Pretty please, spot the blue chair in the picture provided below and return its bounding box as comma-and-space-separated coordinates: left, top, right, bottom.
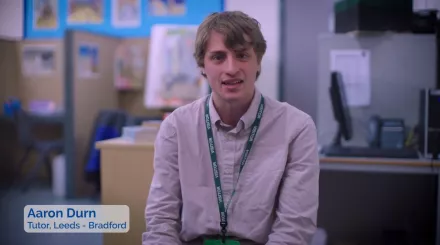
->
84, 110, 127, 191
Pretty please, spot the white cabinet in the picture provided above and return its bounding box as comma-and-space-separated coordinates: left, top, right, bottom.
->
413, 0, 440, 11
0, 0, 23, 40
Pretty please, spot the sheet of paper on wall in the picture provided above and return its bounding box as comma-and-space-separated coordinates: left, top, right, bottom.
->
77, 43, 99, 78
22, 44, 56, 76
111, 0, 141, 28
330, 49, 371, 107
144, 24, 209, 109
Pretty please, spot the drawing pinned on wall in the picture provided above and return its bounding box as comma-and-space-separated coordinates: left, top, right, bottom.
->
114, 44, 146, 90
112, 0, 141, 27
33, 0, 58, 29
148, 0, 186, 16
77, 43, 99, 78
21, 45, 56, 76
145, 24, 209, 108
68, 0, 103, 24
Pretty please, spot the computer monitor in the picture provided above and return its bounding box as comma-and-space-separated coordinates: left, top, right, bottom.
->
329, 71, 353, 146
321, 72, 419, 159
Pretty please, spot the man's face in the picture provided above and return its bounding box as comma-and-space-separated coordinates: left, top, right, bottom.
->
202, 31, 260, 103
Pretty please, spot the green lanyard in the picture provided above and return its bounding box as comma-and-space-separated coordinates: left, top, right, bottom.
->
204, 94, 265, 242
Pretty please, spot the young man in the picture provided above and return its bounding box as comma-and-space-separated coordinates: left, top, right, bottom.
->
143, 11, 320, 245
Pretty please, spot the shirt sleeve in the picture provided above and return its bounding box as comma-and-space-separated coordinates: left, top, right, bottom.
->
142, 115, 182, 245
267, 116, 320, 245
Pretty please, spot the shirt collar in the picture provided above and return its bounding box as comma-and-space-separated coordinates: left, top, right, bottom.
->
208, 89, 262, 131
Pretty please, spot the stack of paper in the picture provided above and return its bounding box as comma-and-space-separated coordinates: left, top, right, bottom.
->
122, 126, 159, 143
142, 120, 162, 129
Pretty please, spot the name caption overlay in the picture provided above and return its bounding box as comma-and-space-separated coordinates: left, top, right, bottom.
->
24, 205, 129, 233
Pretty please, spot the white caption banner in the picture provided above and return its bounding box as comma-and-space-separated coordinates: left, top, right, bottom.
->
24, 205, 130, 233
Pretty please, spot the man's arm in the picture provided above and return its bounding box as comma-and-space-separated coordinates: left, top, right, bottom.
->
143, 115, 182, 245
267, 116, 320, 245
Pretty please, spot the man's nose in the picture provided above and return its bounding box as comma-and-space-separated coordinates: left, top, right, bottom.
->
225, 56, 239, 75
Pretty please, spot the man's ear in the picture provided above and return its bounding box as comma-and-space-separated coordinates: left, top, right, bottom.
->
256, 64, 261, 80
200, 68, 206, 78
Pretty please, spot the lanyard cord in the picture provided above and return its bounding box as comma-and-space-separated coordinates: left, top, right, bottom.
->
204, 94, 265, 242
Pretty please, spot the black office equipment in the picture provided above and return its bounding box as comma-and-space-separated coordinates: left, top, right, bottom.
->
334, 0, 413, 33
437, 17, 440, 89
367, 115, 406, 149
419, 89, 440, 159
412, 9, 438, 34
328, 71, 353, 146
321, 71, 419, 159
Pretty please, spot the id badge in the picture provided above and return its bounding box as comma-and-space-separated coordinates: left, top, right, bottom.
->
203, 238, 240, 245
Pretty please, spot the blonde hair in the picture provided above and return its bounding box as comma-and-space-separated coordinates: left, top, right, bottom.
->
194, 11, 267, 78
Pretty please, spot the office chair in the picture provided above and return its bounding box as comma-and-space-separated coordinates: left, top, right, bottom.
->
84, 110, 128, 191
13, 110, 64, 192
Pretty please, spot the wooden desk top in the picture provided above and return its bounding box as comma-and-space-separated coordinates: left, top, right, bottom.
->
96, 137, 154, 150
320, 156, 440, 167
95, 138, 440, 168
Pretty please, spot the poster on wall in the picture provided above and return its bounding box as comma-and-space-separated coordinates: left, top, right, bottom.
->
77, 43, 99, 78
114, 44, 146, 90
33, 0, 59, 29
67, 0, 103, 24
148, 0, 186, 16
111, 0, 141, 27
22, 45, 56, 76
144, 25, 208, 109
330, 49, 371, 107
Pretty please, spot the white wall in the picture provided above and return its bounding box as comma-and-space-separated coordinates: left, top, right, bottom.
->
413, 0, 440, 11
225, 0, 280, 100
0, 0, 23, 40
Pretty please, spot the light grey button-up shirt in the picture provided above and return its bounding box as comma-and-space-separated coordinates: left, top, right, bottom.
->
143, 89, 320, 245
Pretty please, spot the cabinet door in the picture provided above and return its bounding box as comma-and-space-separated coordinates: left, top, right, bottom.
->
413, 0, 440, 11
0, 0, 23, 40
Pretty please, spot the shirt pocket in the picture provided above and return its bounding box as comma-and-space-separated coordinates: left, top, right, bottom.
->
245, 145, 288, 174
239, 146, 287, 210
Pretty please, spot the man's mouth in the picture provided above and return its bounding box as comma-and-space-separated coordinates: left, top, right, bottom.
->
221, 80, 244, 85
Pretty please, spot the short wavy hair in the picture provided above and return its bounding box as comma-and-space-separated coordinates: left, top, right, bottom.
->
194, 11, 267, 78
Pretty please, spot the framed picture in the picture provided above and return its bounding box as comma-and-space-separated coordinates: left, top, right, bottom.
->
112, 0, 141, 28
68, 0, 103, 24
33, 0, 58, 30
22, 44, 56, 76
148, 0, 186, 16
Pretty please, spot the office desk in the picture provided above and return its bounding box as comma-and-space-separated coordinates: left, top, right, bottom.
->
96, 138, 154, 245
321, 157, 440, 175
96, 139, 440, 245
321, 157, 440, 245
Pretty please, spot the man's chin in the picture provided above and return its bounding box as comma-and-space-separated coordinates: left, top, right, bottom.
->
221, 93, 245, 103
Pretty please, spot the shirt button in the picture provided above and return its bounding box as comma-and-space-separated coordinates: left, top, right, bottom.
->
224, 168, 233, 175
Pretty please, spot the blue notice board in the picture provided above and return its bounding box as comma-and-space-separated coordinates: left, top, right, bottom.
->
25, 0, 224, 39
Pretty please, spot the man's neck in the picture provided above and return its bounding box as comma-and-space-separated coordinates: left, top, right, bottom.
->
212, 89, 255, 127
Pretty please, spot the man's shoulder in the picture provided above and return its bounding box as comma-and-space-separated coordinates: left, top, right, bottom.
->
163, 96, 206, 126
263, 96, 317, 145
265, 96, 313, 126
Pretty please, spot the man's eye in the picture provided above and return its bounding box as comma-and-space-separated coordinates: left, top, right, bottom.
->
211, 54, 224, 60
236, 53, 249, 59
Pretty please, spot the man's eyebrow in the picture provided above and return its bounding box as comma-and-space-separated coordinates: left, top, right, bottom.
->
232, 45, 252, 52
207, 50, 226, 54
